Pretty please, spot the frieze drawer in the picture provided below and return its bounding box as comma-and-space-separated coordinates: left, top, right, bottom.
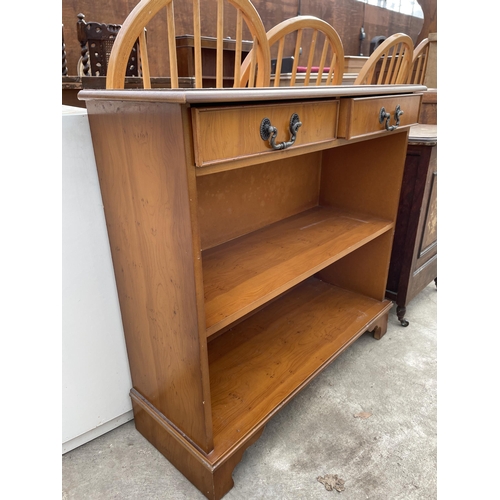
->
192, 99, 338, 167
337, 94, 422, 140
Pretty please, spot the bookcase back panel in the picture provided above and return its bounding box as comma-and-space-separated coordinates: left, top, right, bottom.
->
197, 153, 322, 250
319, 132, 408, 222
316, 231, 395, 301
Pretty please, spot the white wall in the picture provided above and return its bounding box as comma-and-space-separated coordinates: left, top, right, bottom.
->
62, 105, 133, 454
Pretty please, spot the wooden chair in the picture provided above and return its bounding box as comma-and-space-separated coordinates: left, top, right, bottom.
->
354, 33, 413, 85
240, 15, 345, 87
106, 0, 271, 90
77, 13, 141, 77
406, 37, 429, 84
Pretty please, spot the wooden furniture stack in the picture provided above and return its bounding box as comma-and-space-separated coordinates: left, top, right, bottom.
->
81, 82, 424, 498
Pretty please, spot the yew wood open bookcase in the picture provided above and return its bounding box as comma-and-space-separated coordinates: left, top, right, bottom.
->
80, 84, 425, 499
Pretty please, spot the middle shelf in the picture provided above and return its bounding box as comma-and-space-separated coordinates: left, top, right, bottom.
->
202, 205, 393, 336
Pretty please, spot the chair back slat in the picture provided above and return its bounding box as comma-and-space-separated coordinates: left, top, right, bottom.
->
414, 57, 424, 83
325, 53, 336, 85
381, 49, 395, 83
216, 0, 224, 88
247, 36, 257, 87
138, 30, 151, 88
233, 10, 243, 87
273, 38, 285, 87
289, 29, 303, 87
303, 30, 318, 86
395, 44, 407, 80
316, 38, 329, 85
192, 0, 203, 88
165, 1, 178, 88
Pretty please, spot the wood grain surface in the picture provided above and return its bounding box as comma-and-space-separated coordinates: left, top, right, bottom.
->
85, 99, 214, 452
191, 99, 338, 167
203, 206, 393, 336
81, 86, 422, 499
208, 277, 392, 453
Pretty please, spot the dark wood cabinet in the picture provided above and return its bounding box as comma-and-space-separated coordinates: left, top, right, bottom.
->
386, 123, 437, 326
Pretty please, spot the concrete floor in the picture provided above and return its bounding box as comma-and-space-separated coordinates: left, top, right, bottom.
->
62, 282, 437, 500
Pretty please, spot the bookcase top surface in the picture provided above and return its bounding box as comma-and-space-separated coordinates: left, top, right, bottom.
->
79, 84, 427, 105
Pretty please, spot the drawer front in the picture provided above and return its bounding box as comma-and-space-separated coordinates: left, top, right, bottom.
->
337, 94, 422, 140
192, 99, 338, 167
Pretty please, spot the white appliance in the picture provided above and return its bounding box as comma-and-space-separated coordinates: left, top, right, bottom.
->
62, 105, 133, 453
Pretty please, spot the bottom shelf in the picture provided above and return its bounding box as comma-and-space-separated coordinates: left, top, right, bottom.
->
208, 276, 391, 458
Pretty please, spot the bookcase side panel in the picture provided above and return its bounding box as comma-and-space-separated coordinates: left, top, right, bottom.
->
86, 100, 213, 452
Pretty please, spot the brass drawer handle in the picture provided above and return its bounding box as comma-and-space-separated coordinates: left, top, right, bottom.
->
379, 105, 404, 131
260, 113, 302, 150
